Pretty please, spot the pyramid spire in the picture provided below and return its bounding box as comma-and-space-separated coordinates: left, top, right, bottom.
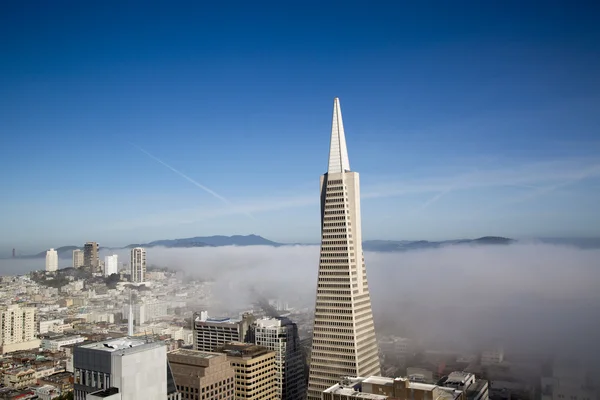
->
327, 97, 351, 173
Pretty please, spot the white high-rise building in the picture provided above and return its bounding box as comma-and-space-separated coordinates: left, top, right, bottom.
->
130, 247, 146, 283
253, 317, 306, 400
46, 248, 58, 272
0, 304, 40, 354
104, 255, 118, 277
306, 98, 381, 399
73, 249, 84, 269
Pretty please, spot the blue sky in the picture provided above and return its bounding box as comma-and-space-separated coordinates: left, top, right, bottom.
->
1, 1, 600, 253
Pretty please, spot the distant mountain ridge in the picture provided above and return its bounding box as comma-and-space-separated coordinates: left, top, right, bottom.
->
9, 235, 600, 259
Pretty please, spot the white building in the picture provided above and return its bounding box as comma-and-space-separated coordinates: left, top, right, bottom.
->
104, 255, 118, 277
0, 304, 40, 354
36, 384, 61, 400
39, 318, 65, 334
74, 337, 167, 400
130, 247, 146, 283
41, 334, 86, 352
46, 248, 58, 272
73, 249, 84, 269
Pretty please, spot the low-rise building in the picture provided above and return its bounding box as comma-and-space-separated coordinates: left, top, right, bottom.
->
2, 367, 36, 389
41, 334, 86, 352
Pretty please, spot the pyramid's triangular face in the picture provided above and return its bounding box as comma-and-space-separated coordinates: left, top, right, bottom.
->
327, 98, 351, 174
307, 98, 381, 400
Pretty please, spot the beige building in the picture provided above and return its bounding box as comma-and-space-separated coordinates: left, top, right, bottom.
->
307, 98, 381, 399
73, 249, 84, 269
218, 342, 277, 400
168, 349, 235, 400
0, 304, 40, 354
2, 367, 36, 389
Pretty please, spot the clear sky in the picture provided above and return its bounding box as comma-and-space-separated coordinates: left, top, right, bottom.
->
1, 1, 600, 254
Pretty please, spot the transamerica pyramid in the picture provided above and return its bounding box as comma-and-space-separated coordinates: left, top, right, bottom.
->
306, 98, 381, 399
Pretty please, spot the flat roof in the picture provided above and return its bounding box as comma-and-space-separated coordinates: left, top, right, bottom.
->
169, 349, 220, 359
408, 382, 437, 391
363, 376, 394, 386
80, 337, 159, 353
218, 342, 271, 358
324, 387, 387, 399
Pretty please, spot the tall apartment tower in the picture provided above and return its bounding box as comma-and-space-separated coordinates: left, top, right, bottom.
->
130, 247, 146, 283
73, 249, 84, 269
104, 254, 118, 276
83, 242, 99, 271
0, 304, 40, 354
45, 248, 58, 272
253, 317, 306, 400
306, 98, 381, 399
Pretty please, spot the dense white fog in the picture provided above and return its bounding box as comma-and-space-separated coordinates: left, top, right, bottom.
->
2, 243, 599, 364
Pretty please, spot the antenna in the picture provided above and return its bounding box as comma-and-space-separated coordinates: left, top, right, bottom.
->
128, 289, 134, 337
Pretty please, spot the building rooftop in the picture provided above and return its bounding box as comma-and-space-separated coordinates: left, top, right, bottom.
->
169, 349, 219, 359
79, 337, 163, 354
363, 376, 394, 386
218, 342, 271, 358
323, 377, 387, 399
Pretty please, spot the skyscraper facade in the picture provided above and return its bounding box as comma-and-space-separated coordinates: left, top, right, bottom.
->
253, 317, 306, 400
104, 254, 118, 276
45, 248, 58, 272
130, 247, 147, 283
73, 249, 84, 269
83, 242, 99, 271
306, 98, 381, 399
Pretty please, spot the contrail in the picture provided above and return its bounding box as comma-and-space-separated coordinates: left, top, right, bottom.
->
131, 143, 256, 220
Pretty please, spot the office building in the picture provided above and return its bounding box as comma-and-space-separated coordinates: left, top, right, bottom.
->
168, 349, 235, 400
46, 248, 58, 272
193, 311, 255, 352
218, 342, 277, 400
104, 255, 118, 277
307, 98, 381, 399
130, 247, 146, 283
0, 304, 40, 354
253, 317, 306, 400
84, 242, 99, 272
73, 337, 167, 400
73, 249, 84, 269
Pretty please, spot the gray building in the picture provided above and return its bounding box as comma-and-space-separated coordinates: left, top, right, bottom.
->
73, 337, 167, 400
83, 242, 99, 272
193, 312, 254, 352
252, 317, 306, 400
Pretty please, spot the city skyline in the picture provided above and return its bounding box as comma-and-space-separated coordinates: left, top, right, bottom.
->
2, 3, 600, 251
